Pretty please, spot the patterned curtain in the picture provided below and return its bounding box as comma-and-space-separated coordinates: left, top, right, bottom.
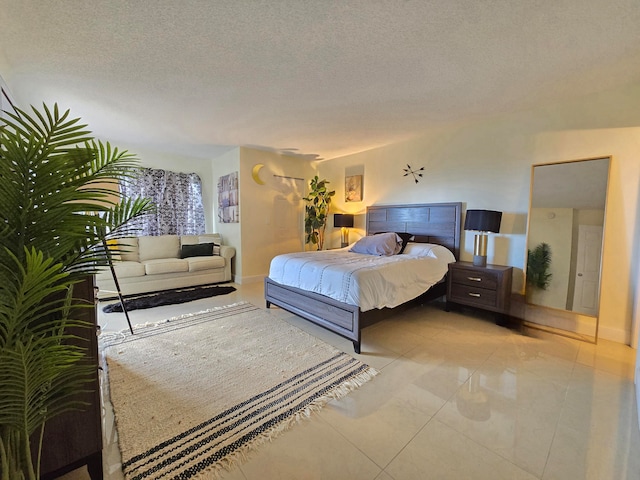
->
121, 168, 206, 236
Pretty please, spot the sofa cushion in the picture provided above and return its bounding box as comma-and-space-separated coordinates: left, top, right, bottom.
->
181, 242, 216, 258
143, 258, 189, 275
106, 239, 121, 261
115, 237, 140, 262
110, 261, 146, 279
138, 235, 180, 261
186, 256, 225, 272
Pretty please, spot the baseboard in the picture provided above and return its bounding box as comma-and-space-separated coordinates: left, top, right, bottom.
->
234, 274, 265, 285
597, 324, 630, 344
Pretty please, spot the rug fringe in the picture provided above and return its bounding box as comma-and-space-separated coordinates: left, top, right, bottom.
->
157, 301, 252, 323
196, 365, 379, 479
98, 301, 253, 345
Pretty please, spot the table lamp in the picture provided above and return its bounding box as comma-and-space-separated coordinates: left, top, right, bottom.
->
334, 214, 354, 248
464, 209, 502, 267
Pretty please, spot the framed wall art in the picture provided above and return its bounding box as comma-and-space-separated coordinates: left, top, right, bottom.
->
345, 174, 363, 202
217, 171, 239, 223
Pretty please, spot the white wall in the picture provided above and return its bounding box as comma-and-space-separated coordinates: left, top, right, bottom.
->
318, 85, 640, 344
0, 57, 8, 79
211, 148, 241, 280
207, 147, 315, 284
237, 147, 315, 283
635, 257, 640, 427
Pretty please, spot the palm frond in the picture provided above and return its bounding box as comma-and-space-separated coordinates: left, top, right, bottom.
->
0, 105, 153, 275
0, 248, 94, 480
1, 104, 92, 150
0, 248, 82, 341
0, 103, 155, 478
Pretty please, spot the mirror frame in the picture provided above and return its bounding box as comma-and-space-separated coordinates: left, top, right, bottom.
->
524, 156, 611, 342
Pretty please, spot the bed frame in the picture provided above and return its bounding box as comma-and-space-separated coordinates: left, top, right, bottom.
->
265, 202, 462, 353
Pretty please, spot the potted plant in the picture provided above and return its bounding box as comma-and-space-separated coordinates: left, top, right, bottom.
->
526, 242, 553, 290
303, 176, 335, 250
0, 103, 151, 479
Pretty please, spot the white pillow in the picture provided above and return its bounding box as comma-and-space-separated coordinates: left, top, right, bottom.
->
350, 232, 402, 256
403, 243, 456, 262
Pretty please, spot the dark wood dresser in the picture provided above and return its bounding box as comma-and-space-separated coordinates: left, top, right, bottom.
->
446, 261, 513, 323
37, 276, 103, 480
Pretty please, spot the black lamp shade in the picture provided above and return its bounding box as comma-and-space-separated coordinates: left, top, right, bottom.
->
464, 210, 502, 233
334, 214, 354, 228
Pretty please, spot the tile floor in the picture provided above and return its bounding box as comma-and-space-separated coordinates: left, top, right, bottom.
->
61, 282, 640, 480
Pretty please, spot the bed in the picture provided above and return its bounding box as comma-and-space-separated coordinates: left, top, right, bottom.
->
265, 202, 462, 353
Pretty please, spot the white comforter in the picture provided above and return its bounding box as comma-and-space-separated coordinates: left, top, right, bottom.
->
268, 246, 454, 311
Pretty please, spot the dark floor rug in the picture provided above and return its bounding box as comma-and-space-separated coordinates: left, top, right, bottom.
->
102, 285, 236, 313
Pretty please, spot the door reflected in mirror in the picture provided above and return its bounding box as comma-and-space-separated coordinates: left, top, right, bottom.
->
525, 157, 610, 340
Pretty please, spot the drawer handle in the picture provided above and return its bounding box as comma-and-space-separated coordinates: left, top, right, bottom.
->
468, 293, 481, 297
467, 277, 482, 282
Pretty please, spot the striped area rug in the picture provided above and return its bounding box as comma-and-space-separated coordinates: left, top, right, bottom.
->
101, 302, 378, 479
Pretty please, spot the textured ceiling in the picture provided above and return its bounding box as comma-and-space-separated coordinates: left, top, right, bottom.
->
1, 1, 639, 161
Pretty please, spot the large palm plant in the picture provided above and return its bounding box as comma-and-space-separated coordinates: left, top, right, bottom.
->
0, 104, 151, 479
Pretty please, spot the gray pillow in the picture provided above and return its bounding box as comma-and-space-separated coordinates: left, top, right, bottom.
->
349, 232, 402, 256
375, 231, 414, 254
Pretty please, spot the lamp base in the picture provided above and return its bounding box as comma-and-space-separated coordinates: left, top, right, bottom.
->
341, 227, 350, 248
473, 233, 488, 267
472, 254, 487, 267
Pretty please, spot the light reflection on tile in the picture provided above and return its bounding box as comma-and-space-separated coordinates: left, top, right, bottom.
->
238, 419, 381, 480
434, 366, 567, 477
319, 353, 461, 467
543, 421, 640, 479
386, 419, 539, 480
487, 339, 576, 388
576, 338, 636, 379
59, 282, 639, 480
559, 364, 638, 435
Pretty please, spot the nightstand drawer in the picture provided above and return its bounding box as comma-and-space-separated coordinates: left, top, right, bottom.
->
446, 261, 513, 318
449, 284, 497, 308
450, 268, 498, 290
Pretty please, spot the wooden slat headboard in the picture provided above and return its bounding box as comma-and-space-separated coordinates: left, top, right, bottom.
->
366, 202, 462, 260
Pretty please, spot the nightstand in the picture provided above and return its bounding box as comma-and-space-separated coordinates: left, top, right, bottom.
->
446, 261, 513, 324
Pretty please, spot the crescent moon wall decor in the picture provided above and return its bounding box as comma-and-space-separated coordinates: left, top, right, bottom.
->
251, 163, 265, 185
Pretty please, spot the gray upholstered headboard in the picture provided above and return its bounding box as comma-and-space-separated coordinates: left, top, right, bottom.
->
366, 202, 462, 260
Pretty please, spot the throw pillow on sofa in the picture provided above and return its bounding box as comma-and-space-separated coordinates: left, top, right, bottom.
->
180, 242, 219, 258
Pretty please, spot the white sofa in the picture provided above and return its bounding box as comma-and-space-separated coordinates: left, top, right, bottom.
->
96, 234, 235, 298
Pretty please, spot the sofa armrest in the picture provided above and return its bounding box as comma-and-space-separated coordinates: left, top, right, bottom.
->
220, 245, 235, 260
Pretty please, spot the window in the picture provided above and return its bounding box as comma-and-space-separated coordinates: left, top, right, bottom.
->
121, 168, 206, 236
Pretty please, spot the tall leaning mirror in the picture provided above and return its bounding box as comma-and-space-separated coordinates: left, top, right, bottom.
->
524, 156, 611, 342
